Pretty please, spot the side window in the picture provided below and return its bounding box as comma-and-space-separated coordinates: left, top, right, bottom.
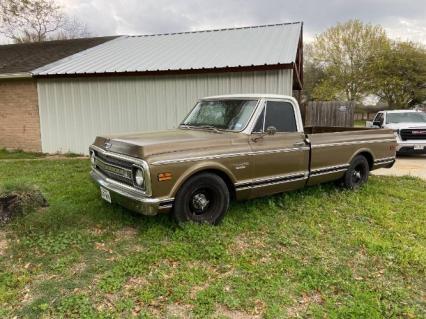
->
252, 107, 265, 133
374, 113, 384, 125
264, 101, 297, 133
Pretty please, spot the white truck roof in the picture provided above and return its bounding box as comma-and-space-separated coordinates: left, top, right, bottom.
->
202, 94, 295, 100
382, 110, 423, 113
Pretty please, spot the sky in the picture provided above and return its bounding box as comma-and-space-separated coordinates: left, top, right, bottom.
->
53, 0, 426, 44
0, 0, 425, 44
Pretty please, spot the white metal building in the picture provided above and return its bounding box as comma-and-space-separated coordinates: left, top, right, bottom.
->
33, 22, 304, 154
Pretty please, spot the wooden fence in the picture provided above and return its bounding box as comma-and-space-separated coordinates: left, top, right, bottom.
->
303, 101, 354, 127
354, 112, 377, 121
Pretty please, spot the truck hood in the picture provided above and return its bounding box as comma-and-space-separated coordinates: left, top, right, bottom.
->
385, 123, 426, 130
93, 129, 242, 159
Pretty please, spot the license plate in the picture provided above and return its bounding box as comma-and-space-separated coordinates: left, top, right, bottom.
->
414, 145, 425, 150
100, 187, 111, 203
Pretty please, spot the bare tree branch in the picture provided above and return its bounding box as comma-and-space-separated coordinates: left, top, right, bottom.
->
0, 0, 90, 43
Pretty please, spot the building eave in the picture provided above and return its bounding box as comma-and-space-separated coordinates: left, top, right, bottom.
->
0, 72, 32, 79
33, 64, 295, 79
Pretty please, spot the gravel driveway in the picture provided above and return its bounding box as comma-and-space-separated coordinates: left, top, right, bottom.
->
373, 155, 426, 180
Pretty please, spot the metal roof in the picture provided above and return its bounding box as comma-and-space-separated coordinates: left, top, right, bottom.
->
34, 22, 302, 76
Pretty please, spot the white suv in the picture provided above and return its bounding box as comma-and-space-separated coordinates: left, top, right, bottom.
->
367, 110, 426, 154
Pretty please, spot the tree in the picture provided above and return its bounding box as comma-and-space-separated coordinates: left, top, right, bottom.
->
0, 0, 89, 43
303, 43, 327, 101
367, 41, 426, 108
310, 19, 389, 102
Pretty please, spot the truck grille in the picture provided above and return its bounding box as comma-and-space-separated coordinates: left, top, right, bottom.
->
400, 128, 426, 141
93, 151, 134, 186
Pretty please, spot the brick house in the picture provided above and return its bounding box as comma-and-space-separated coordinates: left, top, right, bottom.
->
0, 37, 116, 152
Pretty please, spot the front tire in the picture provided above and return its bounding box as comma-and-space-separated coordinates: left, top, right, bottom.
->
342, 155, 369, 189
173, 173, 230, 225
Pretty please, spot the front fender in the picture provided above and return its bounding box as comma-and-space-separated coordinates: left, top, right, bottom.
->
169, 161, 237, 198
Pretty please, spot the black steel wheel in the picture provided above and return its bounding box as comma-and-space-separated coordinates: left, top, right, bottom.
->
343, 155, 369, 189
173, 173, 230, 225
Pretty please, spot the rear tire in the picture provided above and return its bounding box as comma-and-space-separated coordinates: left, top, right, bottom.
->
342, 155, 369, 189
173, 173, 230, 225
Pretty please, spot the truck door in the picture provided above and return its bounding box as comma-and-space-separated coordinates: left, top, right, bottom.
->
245, 99, 310, 198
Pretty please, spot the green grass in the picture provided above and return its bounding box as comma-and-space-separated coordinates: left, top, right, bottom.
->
0, 148, 46, 160
354, 120, 367, 127
0, 159, 425, 318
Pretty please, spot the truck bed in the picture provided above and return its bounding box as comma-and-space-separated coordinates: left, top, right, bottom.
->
304, 126, 396, 185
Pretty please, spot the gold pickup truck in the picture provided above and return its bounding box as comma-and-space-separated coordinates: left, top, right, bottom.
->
89, 94, 396, 224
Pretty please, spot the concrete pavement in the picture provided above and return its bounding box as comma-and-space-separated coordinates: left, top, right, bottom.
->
373, 155, 426, 180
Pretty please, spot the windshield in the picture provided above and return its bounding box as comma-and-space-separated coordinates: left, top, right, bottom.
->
181, 99, 258, 131
386, 112, 426, 124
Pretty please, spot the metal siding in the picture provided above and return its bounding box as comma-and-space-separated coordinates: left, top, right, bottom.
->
37, 69, 293, 154
34, 23, 301, 75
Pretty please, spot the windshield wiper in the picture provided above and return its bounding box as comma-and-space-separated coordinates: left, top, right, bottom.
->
194, 125, 222, 133
179, 124, 222, 133
179, 124, 195, 129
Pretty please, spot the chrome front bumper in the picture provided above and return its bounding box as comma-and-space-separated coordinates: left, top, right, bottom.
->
91, 169, 173, 216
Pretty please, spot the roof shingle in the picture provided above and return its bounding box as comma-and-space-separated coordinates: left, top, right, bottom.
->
0, 36, 117, 75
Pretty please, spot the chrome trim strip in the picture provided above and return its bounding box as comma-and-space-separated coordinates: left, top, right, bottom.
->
235, 171, 307, 188
310, 164, 350, 174
374, 156, 396, 163
374, 160, 394, 166
310, 168, 347, 177
312, 139, 396, 149
151, 147, 309, 165
90, 144, 152, 196
249, 147, 310, 155
237, 177, 307, 191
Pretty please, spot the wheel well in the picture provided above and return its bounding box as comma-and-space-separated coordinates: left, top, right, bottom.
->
191, 169, 236, 200
358, 152, 374, 170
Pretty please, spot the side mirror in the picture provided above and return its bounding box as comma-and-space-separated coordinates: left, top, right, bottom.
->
252, 126, 277, 142
266, 126, 277, 135
373, 121, 382, 128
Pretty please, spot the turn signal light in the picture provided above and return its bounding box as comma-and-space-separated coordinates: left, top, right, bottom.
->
158, 172, 172, 181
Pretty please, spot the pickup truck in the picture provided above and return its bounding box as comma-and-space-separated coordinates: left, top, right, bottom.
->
90, 94, 396, 224
367, 110, 426, 154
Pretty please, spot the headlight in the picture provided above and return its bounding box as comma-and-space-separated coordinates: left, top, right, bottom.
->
90, 151, 96, 165
134, 168, 145, 187
393, 130, 399, 138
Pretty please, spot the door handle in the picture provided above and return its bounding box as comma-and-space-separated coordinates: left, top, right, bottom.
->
294, 142, 306, 147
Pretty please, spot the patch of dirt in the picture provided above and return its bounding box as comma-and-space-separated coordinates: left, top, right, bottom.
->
0, 231, 7, 256
228, 234, 267, 254
165, 303, 193, 318
190, 282, 210, 299
90, 226, 104, 236
95, 242, 113, 254
115, 226, 138, 240
287, 291, 324, 318
123, 276, 149, 293
0, 188, 48, 225
215, 304, 262, 319
70, 262, 87, 275
20, 285, 33, 305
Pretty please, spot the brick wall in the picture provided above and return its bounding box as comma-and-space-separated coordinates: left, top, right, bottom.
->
0, 79, 41, 152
